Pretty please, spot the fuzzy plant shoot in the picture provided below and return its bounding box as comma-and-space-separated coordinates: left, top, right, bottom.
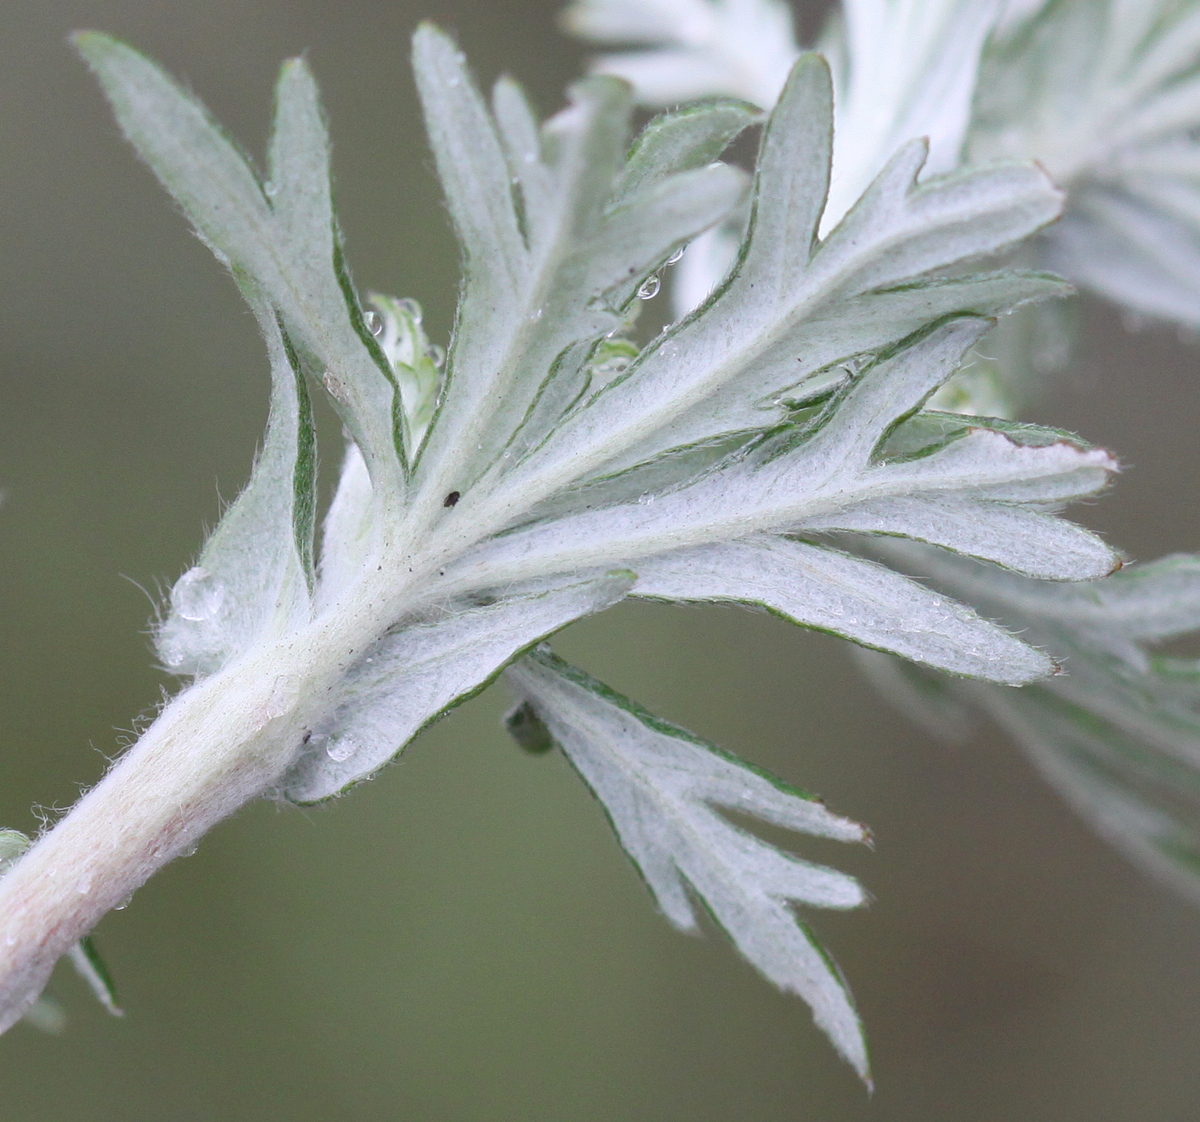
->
2, 0, 1200, 1092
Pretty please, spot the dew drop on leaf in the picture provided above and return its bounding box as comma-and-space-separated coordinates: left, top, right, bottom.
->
325, 737, 358, 763
666, 247, 685, 265
638, 275, 661, 300
363, 310, 383, 336
158, 637, 186, 670
171, 567, 225, 623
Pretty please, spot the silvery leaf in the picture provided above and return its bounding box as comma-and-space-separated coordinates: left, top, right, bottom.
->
410, 25, 747, 497
281, 572, 633, 803
515, 53, 1066, 485
868, 545, 1200, 906
563, 0, 801, 109
455, 320, 1117, 657
505, 645, 871, 1081
633, 535, 1053, 682
73, 35, 403, 491
156, 294, 315, 677
972, 0, 1200, 328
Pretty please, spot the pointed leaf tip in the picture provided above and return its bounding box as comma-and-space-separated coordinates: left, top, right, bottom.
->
70, 937, 123, 1019
69, 28, 116, 56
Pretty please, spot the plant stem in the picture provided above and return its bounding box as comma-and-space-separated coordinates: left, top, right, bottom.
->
0, 477, 570, 1028
0, 635, 330, 1030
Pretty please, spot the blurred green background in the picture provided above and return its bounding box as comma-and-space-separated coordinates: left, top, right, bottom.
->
0, 1, 1198, 1118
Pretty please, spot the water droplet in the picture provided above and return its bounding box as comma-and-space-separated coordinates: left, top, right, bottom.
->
666, 247, 685, 265
397, 298, 423, 323
263, 676, 296, 721
528, 307, 544, 322
637, 275, 661, 300
114, 893, 134, 911
323, 372, 348, 402
171, 567, 225, 623
364, 310, 383, 336
325, 737, 358, 763
75, 877, 91, 895
158, 638, 187, 669
264, 182, 279, 198
428, 344, 446, 367
182, 844, 198, 858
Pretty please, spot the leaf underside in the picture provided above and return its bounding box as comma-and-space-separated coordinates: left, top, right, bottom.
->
506, 646, 871, 1081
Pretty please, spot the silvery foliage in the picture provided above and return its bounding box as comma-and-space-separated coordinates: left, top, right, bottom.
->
973, 0, 1200, 329
560, 0, 801, 108
506, 647, 872, 1080
71, 11, 1128, 1081
575, 0, 1200, 378
566, 0, 1200, 927
858, 544, 1200, 908
568, 0, 1009, 317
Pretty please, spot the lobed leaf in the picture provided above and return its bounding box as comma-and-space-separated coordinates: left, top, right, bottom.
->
265, 60, 405, 476
801, 495, 1118, 582
570, 0, 1009, 231
74, 34, 403, 496
822, 0, 1004, 226
613, 99, 760, 201
512, 53, 1065, 489
454, 321, 1117, 644
410, 25, 747, 500
505, 645, 871, 1081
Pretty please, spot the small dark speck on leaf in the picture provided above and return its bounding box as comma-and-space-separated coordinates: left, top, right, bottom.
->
444, 490, 461, 507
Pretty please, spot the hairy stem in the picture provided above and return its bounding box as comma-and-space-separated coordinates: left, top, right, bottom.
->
0, 602, 379, 1029
0, 482, 579, 1026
